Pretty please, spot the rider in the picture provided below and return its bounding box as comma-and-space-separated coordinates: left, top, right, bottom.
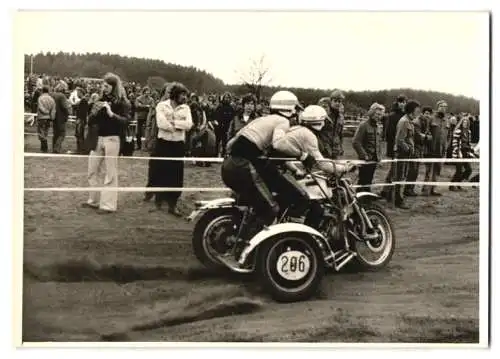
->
221, 90, 310, 239
272, 105, 355, 228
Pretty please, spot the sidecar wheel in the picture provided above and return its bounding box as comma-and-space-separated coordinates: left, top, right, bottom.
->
256, 234, 325, 303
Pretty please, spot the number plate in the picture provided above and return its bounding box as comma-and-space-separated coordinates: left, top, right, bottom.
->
276, 250, 310, 281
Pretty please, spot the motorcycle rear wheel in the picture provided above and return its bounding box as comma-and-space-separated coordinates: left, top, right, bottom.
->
192, 209, 241, 271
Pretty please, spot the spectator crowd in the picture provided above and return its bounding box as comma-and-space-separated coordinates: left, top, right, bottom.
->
24, 72, 480, 213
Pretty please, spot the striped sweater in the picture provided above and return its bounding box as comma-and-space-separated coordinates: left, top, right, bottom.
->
451, 119, 472, 159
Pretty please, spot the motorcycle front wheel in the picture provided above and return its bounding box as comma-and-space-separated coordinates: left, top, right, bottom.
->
256, 234, 325, 303
352, 203, 396, 270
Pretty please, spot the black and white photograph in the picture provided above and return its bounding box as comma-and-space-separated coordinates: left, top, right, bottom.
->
10, 6, 491, 349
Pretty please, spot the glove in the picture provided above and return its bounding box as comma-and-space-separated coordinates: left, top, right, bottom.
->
299, 152, 317, 171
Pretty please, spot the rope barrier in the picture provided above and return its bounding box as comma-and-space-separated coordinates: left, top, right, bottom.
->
24, 113, 138, 125
24, 182, 479, 192
23, 112, 360, 129
24, 187, 230, 192
23, 152, 480, 164
24, 152, 225, 163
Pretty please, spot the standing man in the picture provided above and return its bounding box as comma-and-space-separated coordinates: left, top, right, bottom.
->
423, 100, 450, 196
381, 95, 406, 201
316, 89, 345, 159
393, 100, 420, 209
214, 92, 236, 157
36, 85, 56, 153
404, 106, 433, 196
51, 83, 72, 154
74, 90, 90, 154
69, 86, 82, 114
352, 103, 385, 192
134, 87, 155, 150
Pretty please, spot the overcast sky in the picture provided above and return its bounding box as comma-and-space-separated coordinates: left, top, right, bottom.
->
15, 10, 488, 98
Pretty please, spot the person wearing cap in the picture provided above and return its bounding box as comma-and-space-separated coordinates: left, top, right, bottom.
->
422, 99, 450, 196
316, 89, 345, 160
352, 103, 385, 193
393, 100, 421, 209
317, 97, 330, 112
380, 94, 406, 201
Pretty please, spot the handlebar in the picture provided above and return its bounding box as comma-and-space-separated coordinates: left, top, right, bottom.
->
256, 156, 359, 176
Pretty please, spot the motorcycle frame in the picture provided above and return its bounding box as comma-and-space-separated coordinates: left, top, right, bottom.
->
188, 159, 382, 273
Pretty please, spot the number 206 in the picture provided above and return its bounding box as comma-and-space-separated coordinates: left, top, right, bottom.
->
281, 255, 306, 273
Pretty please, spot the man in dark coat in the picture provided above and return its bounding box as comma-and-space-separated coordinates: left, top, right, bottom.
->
381, 94, 406, 200
214, 92, 236, 156
51, 83, 72, 153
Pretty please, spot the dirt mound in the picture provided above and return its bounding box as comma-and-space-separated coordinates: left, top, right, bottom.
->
100, 286, 264, 341
24, 258, 190, 283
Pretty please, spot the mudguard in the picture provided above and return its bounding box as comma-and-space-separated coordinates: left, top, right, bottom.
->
195, 197, 236, 209
187, 197, 236, 222
237, 222, 328, 266
355, 191, 381, 202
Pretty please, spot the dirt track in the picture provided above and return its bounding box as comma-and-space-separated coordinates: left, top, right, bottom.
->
22, 134, 480, 342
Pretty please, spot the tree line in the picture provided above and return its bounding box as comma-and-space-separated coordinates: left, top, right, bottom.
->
25, 52, 480, 114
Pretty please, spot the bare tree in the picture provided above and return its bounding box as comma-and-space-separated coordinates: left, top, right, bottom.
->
235, 54, 272, 101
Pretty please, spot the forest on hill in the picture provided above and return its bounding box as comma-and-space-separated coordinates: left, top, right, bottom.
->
25, 52, 480, 114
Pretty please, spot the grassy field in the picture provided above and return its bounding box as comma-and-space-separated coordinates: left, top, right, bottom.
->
22, 127, 480, 343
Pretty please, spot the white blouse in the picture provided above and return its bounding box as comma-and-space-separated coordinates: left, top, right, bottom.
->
156, 99, 193, 142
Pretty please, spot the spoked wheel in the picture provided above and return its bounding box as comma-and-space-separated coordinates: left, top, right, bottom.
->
192, 210, 241, 271
353, 203, 395, 270
256, 234, 325, 303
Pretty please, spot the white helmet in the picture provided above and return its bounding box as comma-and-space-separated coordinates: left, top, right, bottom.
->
300, 105, 328, 130
269, 90, 299, 117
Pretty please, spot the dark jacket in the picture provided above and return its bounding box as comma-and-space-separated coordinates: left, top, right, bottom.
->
394, 114, 415, 158
352, 118, 381, 161
384, 102, 404, 158
215, 102, 236, 131
51, 91, 71, 124
429, 112, 450, 158
227, 111, 257, 140
76, 98, 90, 122
134, 94, 154, 120
412, 116, 433, 157
317, 109, 344, 159
85, 94, 131, 152
470, 117, 479, 143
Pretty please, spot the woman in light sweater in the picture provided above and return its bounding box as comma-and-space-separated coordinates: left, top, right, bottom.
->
151, 82, 193, 216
